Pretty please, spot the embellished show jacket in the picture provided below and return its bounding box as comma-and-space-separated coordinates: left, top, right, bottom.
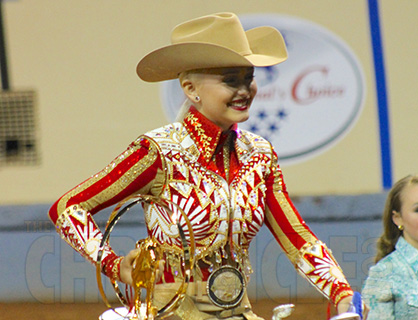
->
48, 107, 353, 306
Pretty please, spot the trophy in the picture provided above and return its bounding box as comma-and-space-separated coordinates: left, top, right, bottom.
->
271, 304, 295, 320
96, 194, 195, 320
270, 303, 361, 320
270, 293, 363, 320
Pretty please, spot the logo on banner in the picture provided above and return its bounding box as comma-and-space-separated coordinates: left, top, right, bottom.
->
160, 14, 365, 165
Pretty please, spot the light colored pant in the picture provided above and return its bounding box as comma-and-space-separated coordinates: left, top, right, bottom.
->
99, 281, 265, 320
152, 281, 264, 320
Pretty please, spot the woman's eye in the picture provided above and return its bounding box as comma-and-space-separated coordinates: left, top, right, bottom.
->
223, 77, 238, 85
223, 75, 254, 87
245, 75, 255, 84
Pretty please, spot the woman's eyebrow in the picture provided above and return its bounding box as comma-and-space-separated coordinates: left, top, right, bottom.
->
221, 70, 239, 76
222, 70, 253, 77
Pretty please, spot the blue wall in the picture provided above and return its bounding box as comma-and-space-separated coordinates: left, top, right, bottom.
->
0, 193, 386, 304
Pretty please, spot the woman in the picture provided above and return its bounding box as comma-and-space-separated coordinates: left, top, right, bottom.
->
362, 174, 418, 319
49, 12, 358, 319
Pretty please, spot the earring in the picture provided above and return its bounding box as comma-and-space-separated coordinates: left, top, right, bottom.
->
195, 96, 200, 102
398, 225, 404, 231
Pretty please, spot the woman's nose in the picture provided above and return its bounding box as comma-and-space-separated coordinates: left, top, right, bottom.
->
237, 82, 250, 94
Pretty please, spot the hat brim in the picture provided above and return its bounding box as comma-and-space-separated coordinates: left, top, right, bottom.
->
137, 26, 288, 82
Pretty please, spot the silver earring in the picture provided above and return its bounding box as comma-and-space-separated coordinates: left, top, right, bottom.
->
195, 96, 200, 102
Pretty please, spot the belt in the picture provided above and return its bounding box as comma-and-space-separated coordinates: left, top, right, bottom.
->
154, 281, 252, 319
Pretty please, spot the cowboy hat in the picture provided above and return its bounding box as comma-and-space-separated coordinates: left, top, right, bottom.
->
136, 12, 288, 82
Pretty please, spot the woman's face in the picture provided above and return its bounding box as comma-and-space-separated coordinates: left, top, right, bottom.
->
182, 67, 257, 131
393, 183, 418, 249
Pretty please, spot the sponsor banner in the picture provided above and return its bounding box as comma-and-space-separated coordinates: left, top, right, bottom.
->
160, 14, 365, 165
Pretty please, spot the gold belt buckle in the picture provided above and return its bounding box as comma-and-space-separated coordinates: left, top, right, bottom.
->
207, 265, 245, 309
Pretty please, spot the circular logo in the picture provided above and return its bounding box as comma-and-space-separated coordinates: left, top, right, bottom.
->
160, 14, 365, 165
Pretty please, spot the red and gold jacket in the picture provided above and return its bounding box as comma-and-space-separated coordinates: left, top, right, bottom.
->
48, 107, 353, 307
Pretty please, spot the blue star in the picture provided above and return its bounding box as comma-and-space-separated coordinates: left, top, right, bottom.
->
257, 110, 267, 120
269, 123, 279, 133
277, 109, 287, 119
249, 123, 259, 133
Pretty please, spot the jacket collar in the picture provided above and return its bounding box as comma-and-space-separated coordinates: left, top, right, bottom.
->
183, 106, 238, 164
396, 236, 418, 272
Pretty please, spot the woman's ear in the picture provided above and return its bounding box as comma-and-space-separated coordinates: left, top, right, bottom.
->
180, 77, 197, 102
392, 210, 402, 228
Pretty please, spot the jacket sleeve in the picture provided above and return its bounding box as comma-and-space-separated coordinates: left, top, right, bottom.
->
264, 151, 353, 307
361, 262, 395, 320
48, 136, 165, 280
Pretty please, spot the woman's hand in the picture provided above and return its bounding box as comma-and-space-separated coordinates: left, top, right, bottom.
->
337, 296, 352, 314
119, 248, 165, 286
337, 296, 369, 319
362, 304, 369, 319
119, 248, 141, 286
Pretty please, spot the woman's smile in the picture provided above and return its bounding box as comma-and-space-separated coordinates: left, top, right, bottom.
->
228, 98, 250, 111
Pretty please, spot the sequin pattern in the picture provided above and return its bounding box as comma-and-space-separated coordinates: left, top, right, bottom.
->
56, 204, 113, 264
144, 123, 272, 262
297, 241, 352, 306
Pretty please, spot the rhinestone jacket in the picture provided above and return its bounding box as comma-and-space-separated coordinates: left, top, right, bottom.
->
48, 107, 353, 306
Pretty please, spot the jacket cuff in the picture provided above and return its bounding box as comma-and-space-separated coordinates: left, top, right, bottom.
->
101, 253, 123, 281
55, 204, 114, 265
296, 240, 353, 307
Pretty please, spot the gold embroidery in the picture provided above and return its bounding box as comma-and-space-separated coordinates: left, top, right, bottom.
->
185, 113, 219, 162
264, 205, 300, 264
144, 122, 274, 269
222, 133, 232, 182
297, 241, 351, 305
334, 290, 353, 307
56, 141, 159, 215
274, 191, 316, 244
111, 256, 124, 281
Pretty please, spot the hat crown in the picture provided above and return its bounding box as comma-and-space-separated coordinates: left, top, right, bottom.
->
171, 12, 252, 56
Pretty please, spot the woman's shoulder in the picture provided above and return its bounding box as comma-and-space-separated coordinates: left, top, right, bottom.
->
143, 122, 184, 136
368, 251, 398, 273
238, 128, 272, 148
365, 248, 412, 284
139, 122, 190, 144
239, 128, 266, 139
362, 253, 399, 300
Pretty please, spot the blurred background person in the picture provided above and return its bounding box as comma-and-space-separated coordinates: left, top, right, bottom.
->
362, 174, 418, 319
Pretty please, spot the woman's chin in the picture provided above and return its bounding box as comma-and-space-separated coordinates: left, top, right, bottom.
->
236, 113, 250, 124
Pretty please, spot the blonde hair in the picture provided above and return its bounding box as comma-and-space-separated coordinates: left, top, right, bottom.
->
375, 174, 418, 262
175, 99, 193, 122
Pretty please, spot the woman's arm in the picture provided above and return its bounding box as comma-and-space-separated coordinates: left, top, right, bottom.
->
48, 137, 164, 280
264, 151, 353, 309
361, 264, 395, 320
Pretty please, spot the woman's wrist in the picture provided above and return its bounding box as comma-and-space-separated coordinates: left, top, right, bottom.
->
102, 254, 123, 282
336, 295, 353, 314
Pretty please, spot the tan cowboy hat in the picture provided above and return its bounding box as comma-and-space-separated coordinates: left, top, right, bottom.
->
137, 12, 288, 82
